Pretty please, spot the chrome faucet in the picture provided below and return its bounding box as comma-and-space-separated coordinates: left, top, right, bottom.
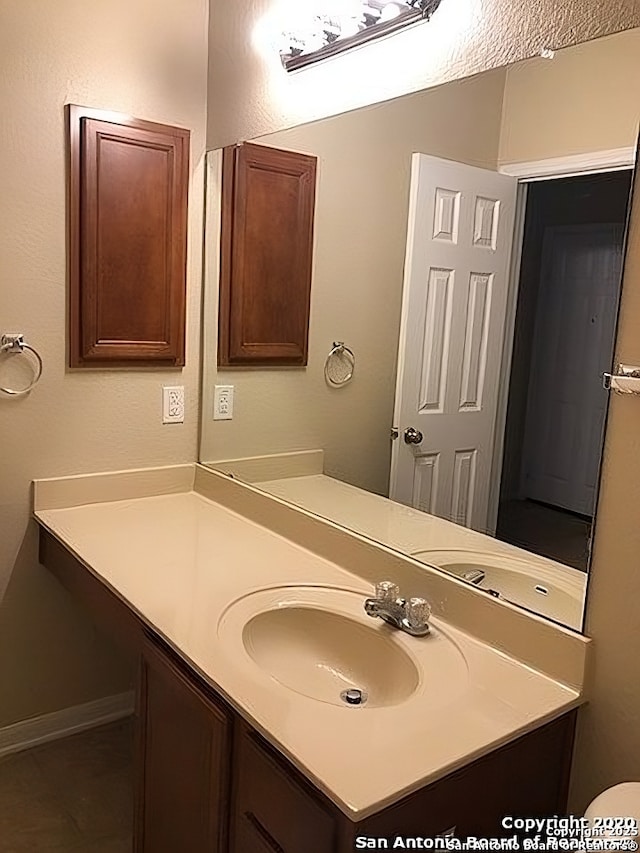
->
364, 581, 431, 637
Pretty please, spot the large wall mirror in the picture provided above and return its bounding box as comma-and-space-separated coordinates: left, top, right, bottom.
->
200, 29, 639, 632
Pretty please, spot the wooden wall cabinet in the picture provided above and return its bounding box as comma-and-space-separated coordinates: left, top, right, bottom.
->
39, 529, 577, 853
218, 143, 317, 366
67, 105, 190, 367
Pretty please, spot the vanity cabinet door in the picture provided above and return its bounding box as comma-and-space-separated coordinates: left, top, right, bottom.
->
136, 635, 232, 853
230, 723, 340, 853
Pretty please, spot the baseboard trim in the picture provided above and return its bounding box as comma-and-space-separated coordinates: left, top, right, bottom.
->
0, 691, 135, 759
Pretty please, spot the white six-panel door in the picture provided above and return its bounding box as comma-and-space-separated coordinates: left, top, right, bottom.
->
390, 154, 517, 533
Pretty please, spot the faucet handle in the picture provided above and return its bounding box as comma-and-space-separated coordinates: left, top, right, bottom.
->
406, 597, 431, 628
375, 580, 400, 602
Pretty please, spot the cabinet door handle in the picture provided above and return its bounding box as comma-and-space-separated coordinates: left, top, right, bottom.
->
244, 810, 286, 853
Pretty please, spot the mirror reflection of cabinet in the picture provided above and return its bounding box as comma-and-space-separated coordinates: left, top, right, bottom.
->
218, 143, 317, 367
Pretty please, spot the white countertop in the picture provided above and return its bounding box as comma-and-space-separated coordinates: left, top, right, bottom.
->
35, 479, 582, 820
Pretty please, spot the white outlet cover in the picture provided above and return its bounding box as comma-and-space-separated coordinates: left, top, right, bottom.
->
213, 385, 234, 420
163, 386, 185, 424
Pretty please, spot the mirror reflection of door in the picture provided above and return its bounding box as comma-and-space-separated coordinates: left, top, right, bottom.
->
389, 154, 517, 532
391, 165, 632, 572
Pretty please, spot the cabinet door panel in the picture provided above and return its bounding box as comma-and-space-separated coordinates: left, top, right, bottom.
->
136, 636, 231, 853
230, 725, 338, 853
68, 105, 189, 366
218, 142, 317, 366
236, 811, 287, 852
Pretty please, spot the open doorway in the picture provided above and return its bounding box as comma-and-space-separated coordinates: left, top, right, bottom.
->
496, 170, 633, 570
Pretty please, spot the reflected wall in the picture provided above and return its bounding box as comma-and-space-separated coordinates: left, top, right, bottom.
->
207, 0, 640, 147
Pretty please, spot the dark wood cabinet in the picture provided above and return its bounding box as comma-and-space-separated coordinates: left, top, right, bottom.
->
67, 105, 190, 367
39, 528, 577, 853
230, 723, 342, 853
134, 639, 575, 853
227, 716, 576, 852
218, 142, 317, 366
136, 635, 231, 853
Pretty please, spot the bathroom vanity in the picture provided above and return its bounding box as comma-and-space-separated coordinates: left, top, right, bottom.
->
34, 465, 588, 852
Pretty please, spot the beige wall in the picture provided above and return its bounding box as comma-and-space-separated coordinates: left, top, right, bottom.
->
200, 71, 506, 494
0, 0, 208, 726
207, 0, 640, 148
500, 28, 640, 164
500, 38, 640, 813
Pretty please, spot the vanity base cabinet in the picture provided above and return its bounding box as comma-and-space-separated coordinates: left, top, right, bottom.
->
354, 710, 576, 842
231, 722, 347, 853
136, 635, 232, 853
229, 713, 576, 853
38, 529, 579, 853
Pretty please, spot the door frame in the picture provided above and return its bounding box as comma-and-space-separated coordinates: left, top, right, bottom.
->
485, 147, 637, 534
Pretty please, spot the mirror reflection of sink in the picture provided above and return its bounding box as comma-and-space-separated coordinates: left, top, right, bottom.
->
410, 549, 585, 629
217, 586, 468, 709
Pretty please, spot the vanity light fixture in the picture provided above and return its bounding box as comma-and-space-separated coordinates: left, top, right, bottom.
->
279, 0, 443, 71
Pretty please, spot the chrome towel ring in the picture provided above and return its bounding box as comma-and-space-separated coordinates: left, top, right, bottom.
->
0, 334, 43, 396
324, 341, 355, 387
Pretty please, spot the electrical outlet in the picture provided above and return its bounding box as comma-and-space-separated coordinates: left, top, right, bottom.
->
162, 386, 184, 424
213, 385, 234, 420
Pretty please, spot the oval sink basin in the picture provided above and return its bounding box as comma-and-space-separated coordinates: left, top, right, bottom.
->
243, 606, 419, 708
217, 585, 469, 710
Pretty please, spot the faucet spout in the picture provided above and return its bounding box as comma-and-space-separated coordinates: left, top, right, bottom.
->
364, 596, 404, 628
364, 584, 431, 637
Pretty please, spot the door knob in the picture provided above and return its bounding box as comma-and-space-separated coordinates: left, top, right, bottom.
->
404, 427, 423, 445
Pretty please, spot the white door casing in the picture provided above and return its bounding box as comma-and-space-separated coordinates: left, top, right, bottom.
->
520, 224, 624, 516
390, 154, 517, 533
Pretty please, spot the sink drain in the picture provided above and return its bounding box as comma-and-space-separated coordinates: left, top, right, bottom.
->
340, 688, 368, 706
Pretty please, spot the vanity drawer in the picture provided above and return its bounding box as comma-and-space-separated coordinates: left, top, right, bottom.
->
231, 724, 339, 853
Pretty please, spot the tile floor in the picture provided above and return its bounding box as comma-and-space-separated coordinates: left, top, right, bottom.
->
496, 499, 591, 571
0, 718, 134, 852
